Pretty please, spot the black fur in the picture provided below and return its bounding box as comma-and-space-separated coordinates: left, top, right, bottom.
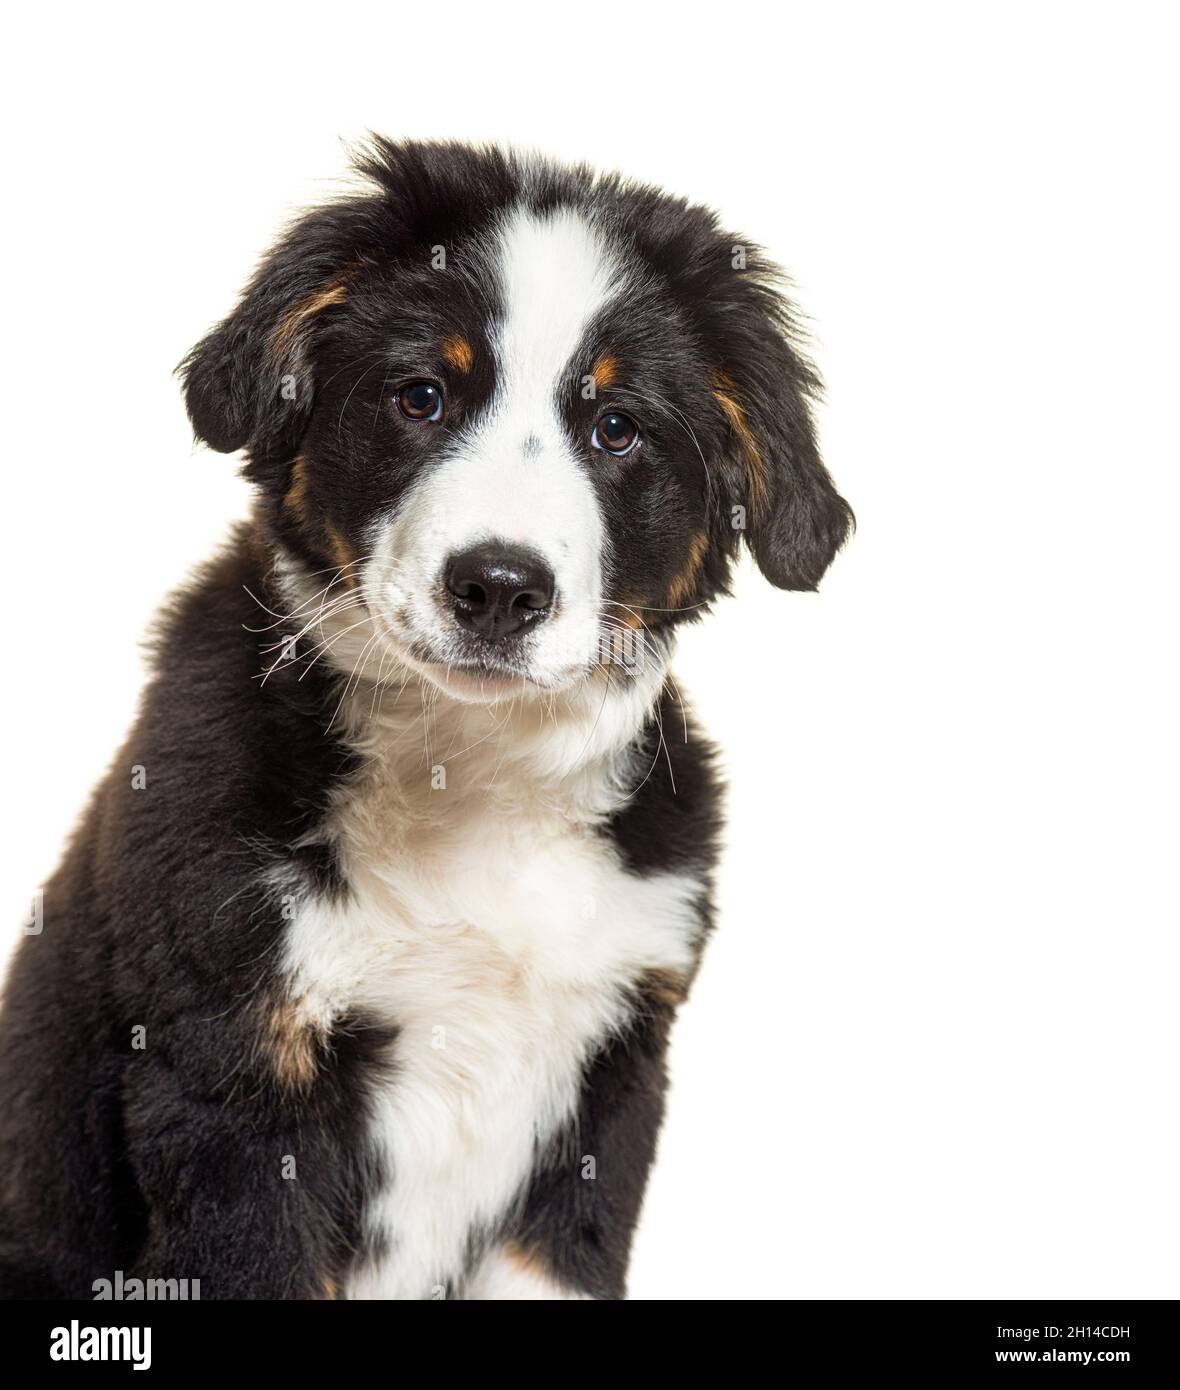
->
0, 140, 849, 1299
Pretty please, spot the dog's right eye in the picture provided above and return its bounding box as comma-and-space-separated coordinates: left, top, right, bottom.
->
592, 411, 640, 456
397, 381, 444, 422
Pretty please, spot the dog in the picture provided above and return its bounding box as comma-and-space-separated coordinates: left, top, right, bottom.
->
0, 139, 851, 1299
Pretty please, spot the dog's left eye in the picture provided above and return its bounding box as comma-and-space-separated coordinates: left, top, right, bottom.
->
591, 411, 640, 456
397, 381, 444, 422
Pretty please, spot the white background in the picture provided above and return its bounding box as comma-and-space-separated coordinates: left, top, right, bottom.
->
3, 2, 1177, 1298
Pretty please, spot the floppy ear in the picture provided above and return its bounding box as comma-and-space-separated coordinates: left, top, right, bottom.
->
178, 207, 361, 458
706, 263, 853, 591
179, 137, 521, 460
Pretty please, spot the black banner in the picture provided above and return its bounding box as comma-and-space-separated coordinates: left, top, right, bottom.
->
2, 1299, 1173, 1375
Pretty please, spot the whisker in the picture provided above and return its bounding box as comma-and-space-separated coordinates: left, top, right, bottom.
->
327, 631, 382, 731
558, 663, 615, 782
255, 596, 371, 685
242, 554, 375, 632
337, 359, 390, 442
257, 594, 366, 654
295, 617, 376, 681
613, 383, 717, 512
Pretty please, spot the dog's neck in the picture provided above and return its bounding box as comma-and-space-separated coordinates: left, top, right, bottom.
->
337, 666, 666, 827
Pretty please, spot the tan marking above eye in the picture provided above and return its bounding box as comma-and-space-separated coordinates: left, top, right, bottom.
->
441, 334, 474, 373
709, 368, 769, 512
592, 353, 619, 390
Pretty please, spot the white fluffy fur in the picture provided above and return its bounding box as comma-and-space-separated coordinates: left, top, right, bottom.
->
278, 678, 701, 1300
268, 208, 699, 1299
465, 1246, 593, 1301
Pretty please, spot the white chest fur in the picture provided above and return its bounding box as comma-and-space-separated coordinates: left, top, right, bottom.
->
276, 693, 702, 1299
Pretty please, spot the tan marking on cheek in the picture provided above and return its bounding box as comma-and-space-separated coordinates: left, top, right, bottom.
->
284, 455, 311, 522
324, 522, 358, 589
321, 1276, 339, 1300
610, 597, 645, 631
441, 334, 474, 373
710, 368, 769, 512
593, 598, 646, 677
666, 530, 709, 608
260, 996, 326, 1095
592, 353, 620, 391
270, 275, 349, 364
284, 458, 358, 589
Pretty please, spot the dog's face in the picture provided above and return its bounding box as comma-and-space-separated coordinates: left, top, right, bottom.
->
182, 142, 851, 704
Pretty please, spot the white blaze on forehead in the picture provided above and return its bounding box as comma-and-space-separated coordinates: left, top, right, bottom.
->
371, 204, 629, 687
493, 203, 625, 405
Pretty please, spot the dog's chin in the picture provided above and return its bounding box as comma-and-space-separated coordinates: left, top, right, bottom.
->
371, 609, 597, 706
413, 657, 531, 706
375, 634, 543, 706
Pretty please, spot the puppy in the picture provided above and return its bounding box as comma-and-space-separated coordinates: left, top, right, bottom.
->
0, 140, 851, 1300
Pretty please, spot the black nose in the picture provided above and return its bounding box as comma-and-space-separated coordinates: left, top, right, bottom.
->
444, 543, 555, 642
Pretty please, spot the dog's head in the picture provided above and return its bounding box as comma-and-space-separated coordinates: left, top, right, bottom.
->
182, 140, 851, 705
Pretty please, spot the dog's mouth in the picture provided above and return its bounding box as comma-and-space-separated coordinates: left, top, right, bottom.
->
367, 589, 605, 705
369, 609, 537, 703
411, 655, 531, 703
